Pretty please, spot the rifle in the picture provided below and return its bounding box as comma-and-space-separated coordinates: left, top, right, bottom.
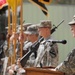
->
20, 20, 64, 67
20, 36, 44, 67
51, 20, 64, 34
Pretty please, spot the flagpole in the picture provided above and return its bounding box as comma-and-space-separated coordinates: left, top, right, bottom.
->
7, 0, 23, 64
20, 0, 23, 58
8, 6, 10, 34
11, 8, 14, 65
12, 0, 17, 64
7, 5, 11, 66
10, 0, 17, 64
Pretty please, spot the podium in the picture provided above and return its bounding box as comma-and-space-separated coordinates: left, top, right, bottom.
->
25, 67, 65, 75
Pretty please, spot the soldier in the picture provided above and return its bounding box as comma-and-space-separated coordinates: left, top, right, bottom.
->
23, 24, 39, 67
3, 24, 19, 57
34, 20, 59, 67
0, 32, 6, 75
55, 15, 75, 75
17, 23, 32, 55
7, 24, 39, 75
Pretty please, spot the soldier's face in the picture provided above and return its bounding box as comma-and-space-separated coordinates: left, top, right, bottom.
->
38, 27, 51, 36
70, 25, 75, 37
27, 34, 37, 42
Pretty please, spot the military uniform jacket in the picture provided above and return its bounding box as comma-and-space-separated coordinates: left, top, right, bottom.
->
55, 48, 75, 75
23, 41, 36, 67
34, 36, 59, 67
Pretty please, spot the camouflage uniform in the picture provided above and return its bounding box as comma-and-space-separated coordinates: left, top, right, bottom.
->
0, 40, 6, 75
34, 20, 59, 67
22, 25, 39, 67
56, 48, 75, 75
23, 41, 35, 54
42, 38, 58, 67
55, 15, 75, 75
34, 37, 59, 67
3, 40, 17, 57
23, 41, 35, 67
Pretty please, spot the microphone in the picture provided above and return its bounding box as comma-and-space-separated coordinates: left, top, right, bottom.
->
47, 40, 67, 44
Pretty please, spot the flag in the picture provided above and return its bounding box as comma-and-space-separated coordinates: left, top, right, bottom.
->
0, 0, 8, 14
39, 0, 52, 5
29, 0, 49, 16
7, 0, 21, 11
0, 0, 8, 9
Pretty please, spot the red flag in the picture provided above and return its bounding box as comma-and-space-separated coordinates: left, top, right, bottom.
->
29, 0, 49, 16
0, 0, 8, 9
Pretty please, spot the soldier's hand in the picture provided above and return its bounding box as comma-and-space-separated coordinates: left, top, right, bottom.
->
6, 34, 11, 40
17, 58, 22, 68
10, 32, 17, 42
19, 32, 25, 42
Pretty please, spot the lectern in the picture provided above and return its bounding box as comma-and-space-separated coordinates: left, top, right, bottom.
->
25, 67, 65, 75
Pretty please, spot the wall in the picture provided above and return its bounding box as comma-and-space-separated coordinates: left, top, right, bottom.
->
23, 3, 75, 63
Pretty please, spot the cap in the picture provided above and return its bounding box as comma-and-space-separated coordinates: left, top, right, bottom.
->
68, 15, 75, 25
17, 23, 32, 32
24, 25, 38, 35
5, 23, 19, 29
17, 27, 25, 31
23, 23, 32, 27
38, 20, 52, 28
23, 23, 32, 30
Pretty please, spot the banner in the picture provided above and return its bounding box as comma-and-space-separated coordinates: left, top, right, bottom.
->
29, 0, 49, 16
7, 0, 21, 11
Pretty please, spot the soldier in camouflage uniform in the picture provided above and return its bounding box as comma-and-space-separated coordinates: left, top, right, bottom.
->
0, 33, 6, 75
16, 23, 32, 58
7, 24, 39, 75
34, 20, 59, 67
3, 24, 19, 57
55, 15, 75, 75
23, 24, 39, 67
